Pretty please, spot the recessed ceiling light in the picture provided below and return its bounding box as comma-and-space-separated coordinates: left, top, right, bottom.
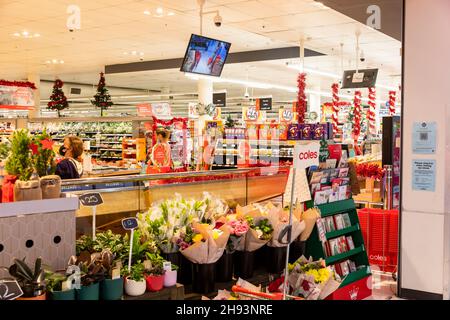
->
143, 10, 150, 15
52, 59, 57, 63
22, 31, 29, 36
13, 32, 20, 37
123, 52, 128, 55
139, 52, 144, 56
60, 60, 64, 64
167, 12, 175, 16
45, 60, 51, 64
156, 7, 164, 15
131, 51, 137, 55
34, 33, 40, 37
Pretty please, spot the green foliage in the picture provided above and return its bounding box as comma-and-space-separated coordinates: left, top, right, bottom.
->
31, 129, 56, 177
121, 262, 145, 282
45, 271, 67, 292
8, 257, 45, 297
5, 129, 33, 180
0, 139, 10, 160
92, 230, 129, 262
225, 114, 236, 128
145, 253, 165, 276
47, 79, 69, 115
130, 230, 158, 264
91, 72, 113, 116
245, 216, 273, 240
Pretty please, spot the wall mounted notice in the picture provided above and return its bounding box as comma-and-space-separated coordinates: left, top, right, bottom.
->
412, 159, 436, 192
412, 122, 437, 154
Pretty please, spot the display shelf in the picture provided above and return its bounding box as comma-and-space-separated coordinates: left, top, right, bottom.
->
325, 245, 365, 265
340, 266, 372, 287
326, 224, 360, 240
99, 148, 123, 152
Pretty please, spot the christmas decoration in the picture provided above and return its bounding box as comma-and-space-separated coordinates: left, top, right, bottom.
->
352, 91, 362, 143
0, 80, 37, 89
91, 72, 113, 116
356, 163, 384, 180
5, 129, 33, 181
331, 83, 340, 135
296, 73, 307, 124
389, 91, 397, 115
30, 130, 56, 177
367, 87, 377, 135
47, 79, 69, 116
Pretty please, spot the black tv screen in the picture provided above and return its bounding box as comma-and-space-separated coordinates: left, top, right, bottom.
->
341, 69, 378, 89
180, 34, 231, 77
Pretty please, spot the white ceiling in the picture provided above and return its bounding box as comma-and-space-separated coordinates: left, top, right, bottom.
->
0, 0, 402, 105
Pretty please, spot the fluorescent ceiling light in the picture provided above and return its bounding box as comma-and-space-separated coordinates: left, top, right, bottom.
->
287, 64, 340, 79
376, 84, 398, 91
143, 10, 150, 15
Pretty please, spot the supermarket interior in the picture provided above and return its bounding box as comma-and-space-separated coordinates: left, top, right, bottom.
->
0, 0, 449, 302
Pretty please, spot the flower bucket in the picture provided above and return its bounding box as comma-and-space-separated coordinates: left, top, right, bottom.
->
124, 278, 146, 297
17, 293, 46, 301
76, 282, 100, 300
288, 240, 306, 264
180, 255, 193, 285
266, 246, 287, 274
100, 278, 123, 300
164, 270, 177, 287
192, 263, 216, 294
234, 251, 255, 279
145, 274, 164, 292
50, 289, 76, 301
215, 252, 233, 282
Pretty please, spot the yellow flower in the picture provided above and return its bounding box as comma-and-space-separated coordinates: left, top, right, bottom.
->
192, 234, 203, 243
212, 229, 223, 240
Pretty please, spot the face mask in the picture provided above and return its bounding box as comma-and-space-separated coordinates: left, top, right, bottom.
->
59, 145, 67, 156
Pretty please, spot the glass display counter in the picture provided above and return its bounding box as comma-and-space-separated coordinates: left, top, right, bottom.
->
62, 167, 290, 236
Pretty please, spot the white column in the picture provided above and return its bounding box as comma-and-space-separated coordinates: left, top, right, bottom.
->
198, 79, 213, 106
401, 0, 450, 299
308, 88, 321, 120
27, 74, 40, 119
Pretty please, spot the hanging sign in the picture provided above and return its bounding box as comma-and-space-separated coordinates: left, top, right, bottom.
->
152, 103, 172, 118
293, 142, 320, 170
243, 107, 265, 122
213, 92, 226, 108
137, 103, 152, 117
279, 108, 294, 122
0, 85, 34, 110
213, 107, 222, 120
256, 97, 272, 111
188, 102, 199, 119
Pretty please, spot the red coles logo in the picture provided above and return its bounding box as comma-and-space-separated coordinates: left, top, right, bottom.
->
298, 151, 318, 160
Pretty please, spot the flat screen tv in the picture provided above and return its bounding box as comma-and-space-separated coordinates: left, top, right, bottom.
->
341, 69, 379, 89
180, 34, 231, 77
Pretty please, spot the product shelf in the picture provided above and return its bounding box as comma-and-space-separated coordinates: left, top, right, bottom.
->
326, 224, 360, 240
325, 245, 364, 265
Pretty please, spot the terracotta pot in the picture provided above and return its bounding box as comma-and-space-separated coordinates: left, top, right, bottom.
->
145, 274, 164, 292
124, 278, 146, 297
17, 293, 46, 300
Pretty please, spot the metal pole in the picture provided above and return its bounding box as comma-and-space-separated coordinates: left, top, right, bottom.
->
384, 165, 393, 210
128, 229, 134, 273
283, 168, 296, 300
92, 206, 96, 240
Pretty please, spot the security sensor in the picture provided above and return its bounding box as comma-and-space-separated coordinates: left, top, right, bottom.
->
360, 50, 365, 62
214, 13, 222, 27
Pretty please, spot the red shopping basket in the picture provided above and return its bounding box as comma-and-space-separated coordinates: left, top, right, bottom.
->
357, 208, 399, 273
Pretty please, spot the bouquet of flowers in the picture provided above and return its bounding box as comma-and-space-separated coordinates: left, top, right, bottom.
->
173, 222, 230, 264
234, 204, 276, 252
138, 194, 204, 253
196, 192, 229, 225
286, 256, 341, 300
265, 203, 306, 248
215, 214, 250, 254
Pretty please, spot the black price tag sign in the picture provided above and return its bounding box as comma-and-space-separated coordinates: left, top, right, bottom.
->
0, 280, 23, 300
259, 97, 272, 111
122, 217, 138, 230
79, 193, 104, 207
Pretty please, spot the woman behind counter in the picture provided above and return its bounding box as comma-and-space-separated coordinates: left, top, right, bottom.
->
55, 136, 84, 179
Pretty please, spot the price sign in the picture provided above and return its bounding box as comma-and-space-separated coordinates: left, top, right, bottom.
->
0, 280, 23, 300
79, 193, 103, 207
122, 217, 138, 230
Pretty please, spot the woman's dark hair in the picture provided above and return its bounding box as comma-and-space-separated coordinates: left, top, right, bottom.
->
156, 128, 169, 139
66, 136, 84, 160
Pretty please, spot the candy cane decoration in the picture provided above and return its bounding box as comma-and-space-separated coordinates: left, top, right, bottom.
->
353, 90, 362, 143
331, 83, 340, 135
389, 91, 397, 115
368, 87, 377, 135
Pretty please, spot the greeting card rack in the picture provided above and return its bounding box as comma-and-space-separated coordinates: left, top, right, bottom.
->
305, 199, 372, 300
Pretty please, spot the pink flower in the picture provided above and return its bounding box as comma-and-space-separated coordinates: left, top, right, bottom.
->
234, 224, 249, 236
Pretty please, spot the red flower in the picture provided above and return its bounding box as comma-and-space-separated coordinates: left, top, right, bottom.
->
41, 139, 54, 150
268, 276, 284, 293
301, 280, 310, 292
30, 143, 39, 155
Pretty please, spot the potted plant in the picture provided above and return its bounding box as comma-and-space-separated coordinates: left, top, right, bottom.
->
144, 253, 165, 292
163, 263, 178, 288
98, 250, 124, 300
122, 262, 146, 297
45, 271, 76, 300
69, 251, 105, 300
5, 257, 46, 300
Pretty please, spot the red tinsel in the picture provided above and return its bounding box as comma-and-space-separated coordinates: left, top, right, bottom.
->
356, 163, 384, 180
352, 90, 362, 143
0, 80, 37, 89
331, 83, 340, 135
368, 87, 376, 134
389, 91, 397, 115
296, 73, 307, 124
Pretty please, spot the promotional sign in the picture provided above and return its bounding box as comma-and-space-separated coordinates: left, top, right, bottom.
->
188, 102, 199, 119
412, 159, 436, 192
137, 103, 152, 117
293, 142, 320, 170
152, 103, 172, 118
151, 143, 170, 167
213, 107, 222, 120
213, 92, 226, 108
242, 107, 265, 122
79, 192, 103, 207
279, 108, 295, 122
0, 85, 34, 110
412, 122, 437, 154
256, 97, 272, 111
0, 280, 23, 300
122, 217, 138, 230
